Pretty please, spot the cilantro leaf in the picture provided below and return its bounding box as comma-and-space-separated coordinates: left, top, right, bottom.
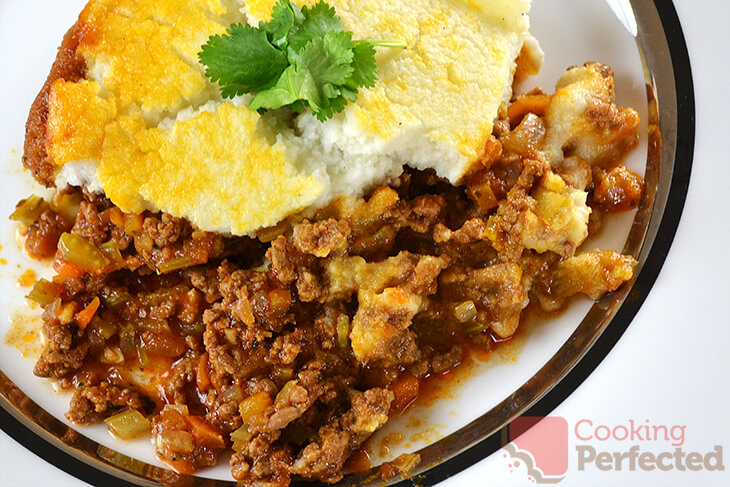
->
249, 65, 311, 111
259, 0, 299, 48
290, 32, 355, 87
347, 41, 378, 89
253, 32, 355, 121
199, 0, 405, 121
198, 23, 289, 98
287, 1, 344, 52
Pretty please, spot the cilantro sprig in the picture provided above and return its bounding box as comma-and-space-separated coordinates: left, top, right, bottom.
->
198, 0, 405, 121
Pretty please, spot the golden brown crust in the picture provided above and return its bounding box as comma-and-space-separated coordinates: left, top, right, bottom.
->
23, 21, 87, 187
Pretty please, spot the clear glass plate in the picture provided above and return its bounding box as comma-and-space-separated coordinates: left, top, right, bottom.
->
0, 0, 694, 485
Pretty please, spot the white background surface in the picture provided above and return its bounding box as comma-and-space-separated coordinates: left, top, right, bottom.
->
1, 0, 728, 486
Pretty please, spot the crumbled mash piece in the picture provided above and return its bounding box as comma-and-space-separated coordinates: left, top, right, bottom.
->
541, 63, 640, 167
46, 0, 534, 235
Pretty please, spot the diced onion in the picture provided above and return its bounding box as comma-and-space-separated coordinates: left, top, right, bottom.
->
158, 430, 195, 453
89, 317, 118, 340
454, 300, 477, 322
391, 453, 421, 474
104, 409, 151, 440
100, 346, 125, 364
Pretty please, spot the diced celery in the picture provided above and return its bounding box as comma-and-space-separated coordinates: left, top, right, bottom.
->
100, 240, 124, 265
465, 321, 490, 334
103, 289, 132, 308
89, 317, 117, 340
276, 380, 298, 405
9, 195, 49, 226
275, 367, 294, 384
336, 314, 350, 348
58, 233, 110, 273
230, 425, 253, 452
158, 256, 197, 274
119, 323, 136, 359
104, 409, 151, 440
51, 191, 82, 223
178, 320, 205, 337
26, 279, 61, 306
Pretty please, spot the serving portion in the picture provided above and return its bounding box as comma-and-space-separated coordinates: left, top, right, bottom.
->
9, 0, 646, 485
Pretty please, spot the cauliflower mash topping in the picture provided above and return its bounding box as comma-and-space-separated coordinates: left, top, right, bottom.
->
44, 0, 533, 235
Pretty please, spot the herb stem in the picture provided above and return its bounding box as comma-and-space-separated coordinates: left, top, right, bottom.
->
362, 39, 407, 49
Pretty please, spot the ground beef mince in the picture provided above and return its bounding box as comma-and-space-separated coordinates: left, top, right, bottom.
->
66, 383, 145, 424
19, 74, 643, 485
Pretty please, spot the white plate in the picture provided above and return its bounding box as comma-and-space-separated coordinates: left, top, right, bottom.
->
0, 0, 654, 483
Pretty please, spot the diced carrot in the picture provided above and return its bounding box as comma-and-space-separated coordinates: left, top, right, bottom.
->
187, 416, 225, 449
507, 93, 551, 125
390, 374, 420, 414
196, 353, 211, 392
107, 207, 124, 228
239, 391, 273, 424
480, 136, 503, 170
345, 449, 372, 474
75, 297, 100, 329
467, 181, 498, 212
53, 259, 85, 281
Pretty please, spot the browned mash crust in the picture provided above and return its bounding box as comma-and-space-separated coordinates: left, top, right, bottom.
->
24, 22, 86, 187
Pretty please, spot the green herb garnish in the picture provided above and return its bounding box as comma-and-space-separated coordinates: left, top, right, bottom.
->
198, 0, 405, 121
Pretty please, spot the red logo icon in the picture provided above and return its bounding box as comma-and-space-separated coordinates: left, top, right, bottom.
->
505, 416, 569, 484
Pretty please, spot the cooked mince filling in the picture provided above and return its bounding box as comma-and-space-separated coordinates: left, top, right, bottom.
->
17, 49, 643, 485
15, 70, 643, 485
